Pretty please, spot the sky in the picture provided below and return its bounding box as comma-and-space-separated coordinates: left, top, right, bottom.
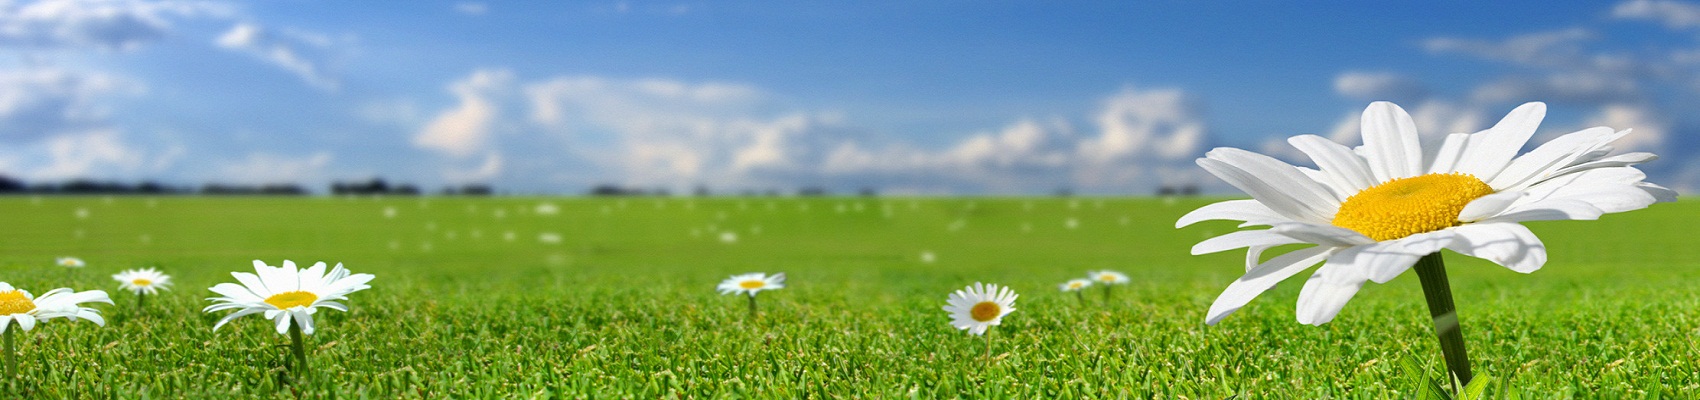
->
4, 0, 1700, 195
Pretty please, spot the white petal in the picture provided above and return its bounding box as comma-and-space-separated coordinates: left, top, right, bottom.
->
1270, 223, 1375, 247
1485, 199, 1604, 223
1488, 127, 1621, 191
1294, 268, 1365, 326
1205, 246, 1333, 325
293, 309, 316, 335
1457, 191, 1526, 222
1427, 133, 1472, 174
208, 283, 265, 303
1360, 101, 1423, 182
232, 272, 273, 298
1349, 231, 1452, 284
1198, 148, 1339, 224
1453, 102, 1544, 182
1191, 230, 1303, 255
14, 314, 34, 332
1447, 223, 1546, 273
274, 312, 293, 334
1176, 199, 1286, 228
212, 308, 265, 331
1289, 134, 1376, 195
1551, 152, 1657, 177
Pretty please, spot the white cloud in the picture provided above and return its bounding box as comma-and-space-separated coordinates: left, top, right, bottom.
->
1581, 103, 1667, 152
0, 67, 141, 140
414, 68, 513, 158
1423, 28, 1592, 67
1334, 71, 1428, 103
1613, 0, 1700, 29
442, 152, 502, 183
1470, 72, 1639, 105
454, 2, 487, 16
215, 22, 342, 90
0, 0, 225, 50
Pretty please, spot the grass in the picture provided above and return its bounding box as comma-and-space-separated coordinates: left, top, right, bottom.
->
0, 195, 1695, 398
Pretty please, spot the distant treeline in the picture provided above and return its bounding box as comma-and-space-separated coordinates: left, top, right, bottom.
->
585, 184, 881, 197
0, 176, 491, 196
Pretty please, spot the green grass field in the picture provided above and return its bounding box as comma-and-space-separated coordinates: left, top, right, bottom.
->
0, 196, 1695, 397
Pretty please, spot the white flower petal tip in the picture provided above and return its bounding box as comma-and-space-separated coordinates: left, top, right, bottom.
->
203, 260, 373, 335
1184, 101, 1665, 326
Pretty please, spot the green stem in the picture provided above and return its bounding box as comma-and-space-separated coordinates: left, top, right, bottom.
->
747, 294, 758, 319
1075, 290, 1084, 305
984, 328, 992, 360
136, 292, 144, 315
288, 322, 309, 381
3, 328, 15, 379
1414, 253, 1473, 388
1102, 284, 1112, 305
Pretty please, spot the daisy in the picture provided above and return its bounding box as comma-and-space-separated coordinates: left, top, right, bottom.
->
56, 257, 85, 268
717, 272, 784, 317
942, 283, 1017, 358
112, 268, 171, 312
1181, 101, 1672, 384
1059, 278, 1093, 304
1087, 270, 1129, 304
113, 268, 171, 296
0, 282, 110, 377
204, 260, 374, 378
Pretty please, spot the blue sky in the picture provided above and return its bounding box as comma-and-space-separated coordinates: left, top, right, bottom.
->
4, 0, 1699, 194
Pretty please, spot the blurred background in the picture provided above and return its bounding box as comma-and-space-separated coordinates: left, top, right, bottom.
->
0, 0, 1696, 196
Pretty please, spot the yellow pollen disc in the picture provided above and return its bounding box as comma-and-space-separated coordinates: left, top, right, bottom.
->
0, 290, 35, 315
131, 279, 152, 286
738, 280, 765, 289
1332, 172, 1494, 241
1069, 282, 1083, 289
969, 301, 1001, 322
264, 291, 318, 309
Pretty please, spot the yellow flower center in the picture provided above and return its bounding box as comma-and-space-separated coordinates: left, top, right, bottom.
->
131, 279, 152, 286
0, 290, 35, 315
1069, 282, 1084, 289
738, 280, 766, 289
1332, 172, 1495, 241
969, 301, 1001, 322
264, 291, 318, 309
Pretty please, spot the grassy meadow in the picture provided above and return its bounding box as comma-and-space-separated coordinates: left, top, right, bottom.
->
0, 195, 1695, 397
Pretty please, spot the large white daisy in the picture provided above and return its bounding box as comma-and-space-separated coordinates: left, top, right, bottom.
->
0, 282, 111, 333
113, 268, 172, 295
204, 260, 375, 335
1184, 101, 1674, 325
943, 283, 1018, 336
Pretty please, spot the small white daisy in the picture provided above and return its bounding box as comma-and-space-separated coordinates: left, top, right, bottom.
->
56, 257, 85, 268
717, 272, 785, 297
942, 282, 1017, 336
1059, 279, 1093, 292
719, 231, 739, 244
204, 260, 375, 335
718, 272, 785, 317
920, 251, 937, 264
112, 268, 172, 295
1088, 270, 1129, 284
0, 282, 111, 333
